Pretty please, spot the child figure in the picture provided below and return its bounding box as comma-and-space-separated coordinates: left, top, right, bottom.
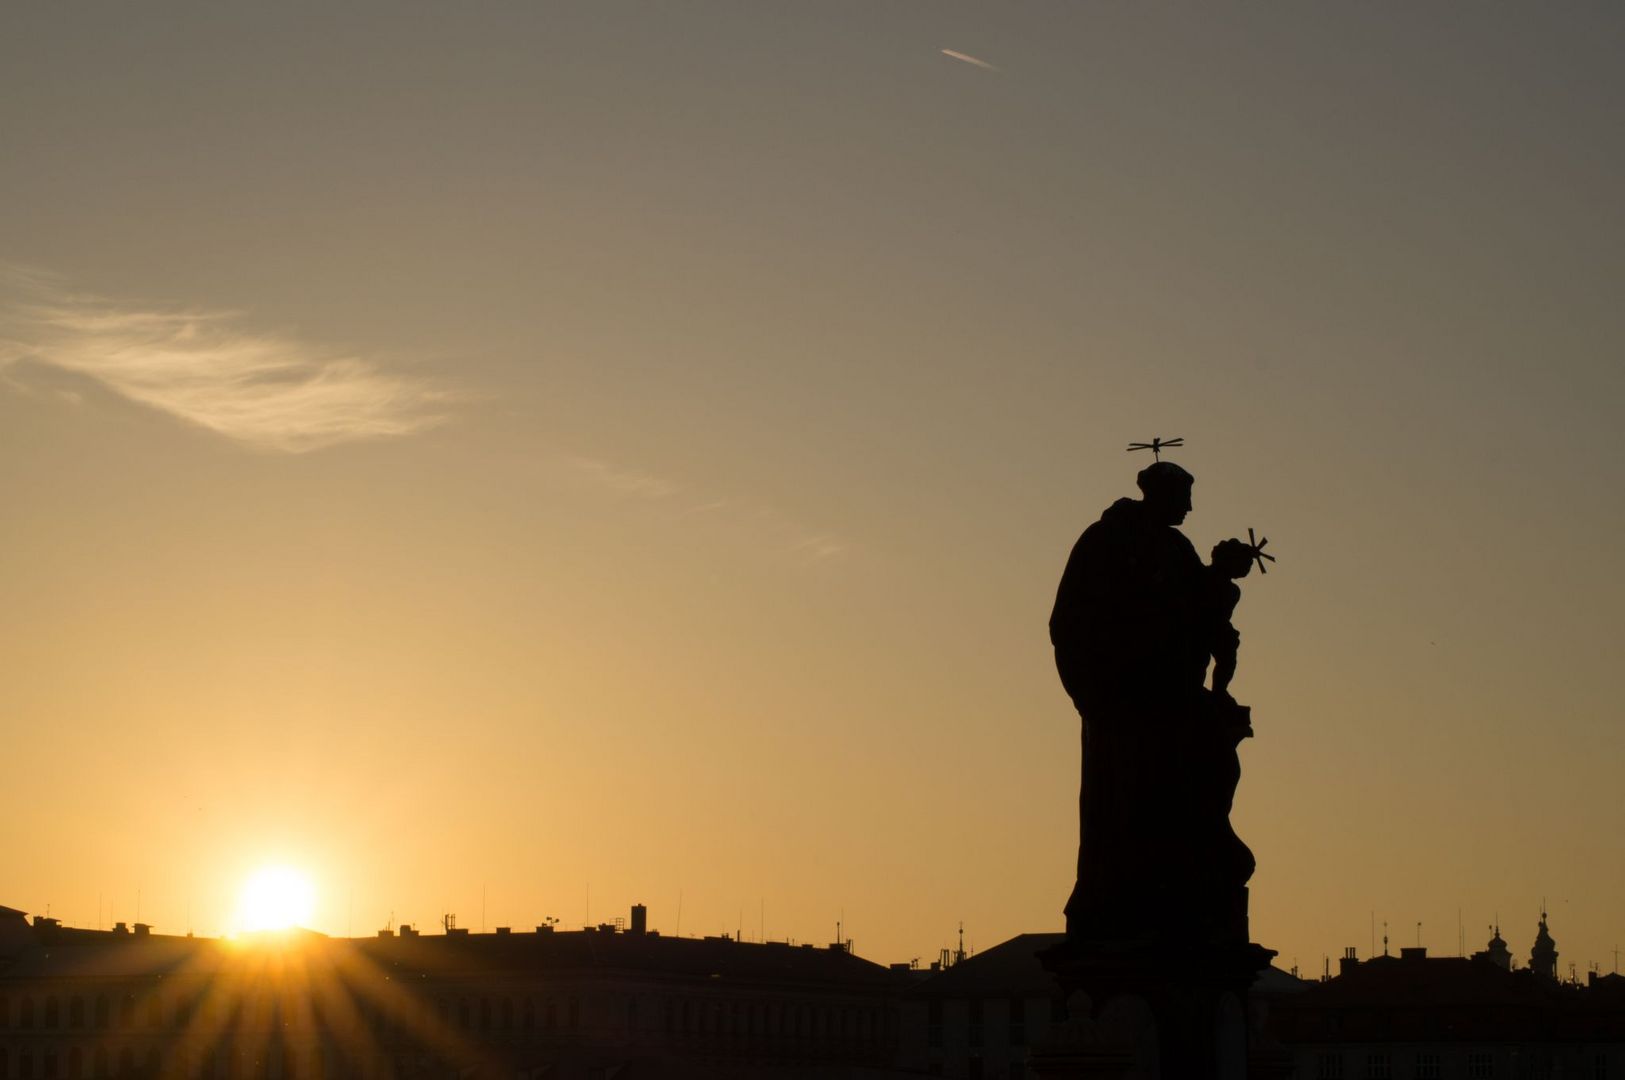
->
1203, 538, 1256, 702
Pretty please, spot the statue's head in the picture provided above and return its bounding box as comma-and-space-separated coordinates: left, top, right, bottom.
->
1136, 461, 1194, 526
1211, 538, 1253, 580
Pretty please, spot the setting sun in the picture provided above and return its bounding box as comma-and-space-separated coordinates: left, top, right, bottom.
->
234, 865, 316, 932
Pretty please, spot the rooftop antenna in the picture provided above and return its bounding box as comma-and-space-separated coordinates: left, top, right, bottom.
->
1382, 920, 1389, 957
1613, 945, 1619, 974
482, 885, 487, 934
1127, 436, 1184, 462
675, 890, 683, 938
1416, 921, 1422, 948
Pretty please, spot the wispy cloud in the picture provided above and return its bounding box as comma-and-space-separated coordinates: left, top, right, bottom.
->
941, 48, 999, 72
561, 455, 681, 500
0, 266, 447, 452
556, 454, 851, 564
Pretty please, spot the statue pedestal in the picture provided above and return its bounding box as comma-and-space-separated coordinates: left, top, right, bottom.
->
1029, 934, 1275, 1080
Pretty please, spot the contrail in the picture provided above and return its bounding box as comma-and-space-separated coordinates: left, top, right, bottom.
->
941, 48, 998, 72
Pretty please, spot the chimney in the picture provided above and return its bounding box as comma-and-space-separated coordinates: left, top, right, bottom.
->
133, 923, 151, 937
1339, 947, 1359, 976
630, 904, 647, 935
113, 922, 129, 935
1400, 946, 1426, 961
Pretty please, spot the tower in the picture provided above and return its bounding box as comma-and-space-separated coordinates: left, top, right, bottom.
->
1481, 924, 1511, 970
1530, 908, 1558, 981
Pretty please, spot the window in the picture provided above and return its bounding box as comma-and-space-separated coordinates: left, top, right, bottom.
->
568, 998, 579, 1031
69, 1048, 83, 1080
523, 998, 534, 1031
21, 998, 36, 1029
927, 999, 942, 1049
1316, 1054, 1344, 1080
0, 994, 10, 1028
1008, 996, 1026, 1046
93, 1048, 108, 1079
44, 1052, 58, 1080
1594, 1054, 1608, 1080
95, 998, 109, 1030
1467, 1053, 1494, 1080
45, 998, 61, 1029
478, 998, 490, 1032
1415, 1054, 1441, 1080
70, 997, 85, 1029
968, 998, 983, 1049
118, 998, 133, 1029
1364, 1055, 1391, 1080
146, 998, 161, 1030
1010, 1063, 1026, 1080
21, 1051, 34, 1080
456, 1000, 468, 1030
500, 998, 513, 1031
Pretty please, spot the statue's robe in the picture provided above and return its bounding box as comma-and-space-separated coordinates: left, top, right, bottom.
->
1051, 498, 1250, 942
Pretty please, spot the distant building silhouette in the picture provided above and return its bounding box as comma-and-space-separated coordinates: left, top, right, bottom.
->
1270, 917, 1625, 1079
7, 905, 1622, 1079
0, 905, 907, 1080
894, 933, 1068, 1079
1530, 909, 1559, 983
1471, 924, 1513, 971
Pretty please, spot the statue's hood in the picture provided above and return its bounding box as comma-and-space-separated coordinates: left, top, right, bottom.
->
1100, 497, 1144, 525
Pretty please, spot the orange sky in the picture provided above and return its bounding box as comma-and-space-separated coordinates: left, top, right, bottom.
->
2, 4, 1623, 977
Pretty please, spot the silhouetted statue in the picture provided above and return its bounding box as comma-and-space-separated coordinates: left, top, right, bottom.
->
1203, 538, 1255, 702
1050, 461, 1256, 945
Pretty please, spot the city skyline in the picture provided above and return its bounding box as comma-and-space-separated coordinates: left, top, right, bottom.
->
3, 5, 1623, 979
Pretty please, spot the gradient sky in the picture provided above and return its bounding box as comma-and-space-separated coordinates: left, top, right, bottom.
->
3, 4, 1623, 977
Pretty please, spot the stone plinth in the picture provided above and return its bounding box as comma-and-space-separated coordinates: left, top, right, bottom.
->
1029, 935, 1275, 1080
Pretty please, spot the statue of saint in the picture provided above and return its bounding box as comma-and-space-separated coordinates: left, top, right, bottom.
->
1050, 461, 1256, 945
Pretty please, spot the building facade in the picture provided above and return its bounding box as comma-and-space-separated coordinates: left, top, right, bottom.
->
0, 905, 908, 1080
